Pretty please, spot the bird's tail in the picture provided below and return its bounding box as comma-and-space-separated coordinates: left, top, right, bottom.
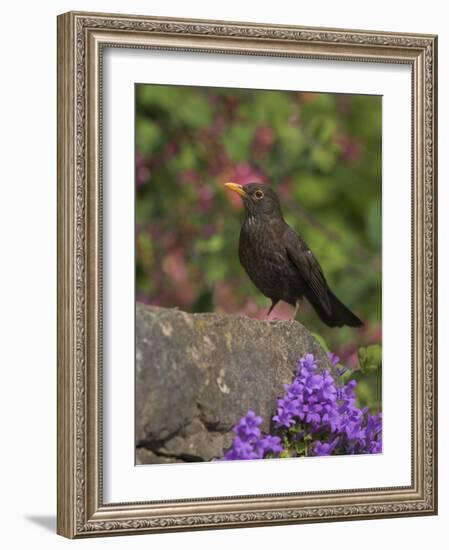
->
307, 289, 363, 328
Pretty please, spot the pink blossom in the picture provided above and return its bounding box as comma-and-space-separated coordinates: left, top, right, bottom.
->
214, 282, 240, 313
337, 134, 362, 163
277, 179, 293, 202
161, 248, 197, 306
162, 249, 188, 283
197, 185, 214, 212
181, 170, 199, 184
233, 162, 267, 185
164, 140, 179, 158
135, 152, 150, 188
237, 300, 268, 320
252, 126, 274, 153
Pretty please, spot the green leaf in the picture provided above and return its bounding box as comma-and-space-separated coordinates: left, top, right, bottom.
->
177, 145, 197, 170
279, 450, 292, 459
311, 332, 330, 353
294, 441, 306, 456
357, 344, 382, 373
136, 118, 160, 154
310, 145, 336, 173
203, 256, 227, 284
177, 95, 213, 128
366, 199, 382, 248
355, 375, 382, 412
222, 125, 255, 162
318, 118, 337, 142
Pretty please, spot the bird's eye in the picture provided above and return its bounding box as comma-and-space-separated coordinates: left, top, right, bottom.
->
254, 190, 264, 200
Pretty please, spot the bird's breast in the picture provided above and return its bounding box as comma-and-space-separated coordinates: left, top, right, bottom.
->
238, 218, 295, 299
239, 218, 282, 260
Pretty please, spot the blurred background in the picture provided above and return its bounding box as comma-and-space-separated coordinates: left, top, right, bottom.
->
135, 84, 381, 398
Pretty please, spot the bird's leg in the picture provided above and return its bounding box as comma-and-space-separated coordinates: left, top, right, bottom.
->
266, 300, 280, 322
292, 301, 300, 320
267, 300, 278, 316
291, 299, 304, 320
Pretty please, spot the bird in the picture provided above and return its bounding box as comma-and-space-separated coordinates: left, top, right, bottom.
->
224, 182, 363, 328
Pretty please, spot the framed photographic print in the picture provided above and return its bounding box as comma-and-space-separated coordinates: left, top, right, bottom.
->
57, 11, 438, 538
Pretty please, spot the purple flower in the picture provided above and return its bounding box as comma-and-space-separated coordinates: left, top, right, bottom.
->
257, 435, 283, 456
369, 439, 382, 454
223, 436, 255, 460
273, 395, 300, 428
365, 412, 383, 453
328, 351, 350, 376
312, 437, 340, 456
285, 380, 304, 398
223, 410, 283, 461
223, 352, 382, 461
234, 410, 263, 440
299, 353, 318, 371
284, 354, 341, 433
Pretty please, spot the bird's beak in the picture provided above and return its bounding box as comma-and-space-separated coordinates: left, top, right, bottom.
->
224, 182, 247, 197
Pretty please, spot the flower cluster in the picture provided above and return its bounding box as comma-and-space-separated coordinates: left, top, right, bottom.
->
222, 353, 382, 460
223, 410, 283, 460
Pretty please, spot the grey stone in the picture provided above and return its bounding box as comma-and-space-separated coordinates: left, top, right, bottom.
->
136, 303, 334, 464
136, 448, 184, 465
160, 418, 233, 461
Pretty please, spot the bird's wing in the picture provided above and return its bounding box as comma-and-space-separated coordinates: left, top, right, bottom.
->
283, 227, 332, 315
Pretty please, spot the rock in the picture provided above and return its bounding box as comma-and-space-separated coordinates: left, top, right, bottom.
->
136, 303, 334, 464
160, 418, 233, 462
136, 448, 184, 465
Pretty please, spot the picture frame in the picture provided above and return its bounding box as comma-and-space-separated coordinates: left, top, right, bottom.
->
57, 10, 438, 538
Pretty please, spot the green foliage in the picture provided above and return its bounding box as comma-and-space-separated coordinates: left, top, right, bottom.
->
358, 344, 382, 374
355, 370, 382, 413
135, 84, 382, 375
354, 345, 382, 412
338, 345, 382, 413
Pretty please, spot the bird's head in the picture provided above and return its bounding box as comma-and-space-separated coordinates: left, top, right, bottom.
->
224, 182, 283, 219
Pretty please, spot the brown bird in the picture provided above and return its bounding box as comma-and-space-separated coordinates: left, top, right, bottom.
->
225, 182, 363, 328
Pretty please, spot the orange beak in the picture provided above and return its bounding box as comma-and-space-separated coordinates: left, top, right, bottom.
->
224, 182, 247, 197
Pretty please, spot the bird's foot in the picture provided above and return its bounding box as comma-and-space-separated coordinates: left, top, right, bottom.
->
266, 301, 297, 322
267, 316, 282, 323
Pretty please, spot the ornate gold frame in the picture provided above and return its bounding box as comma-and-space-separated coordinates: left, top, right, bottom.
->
57, 11, 438, 538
